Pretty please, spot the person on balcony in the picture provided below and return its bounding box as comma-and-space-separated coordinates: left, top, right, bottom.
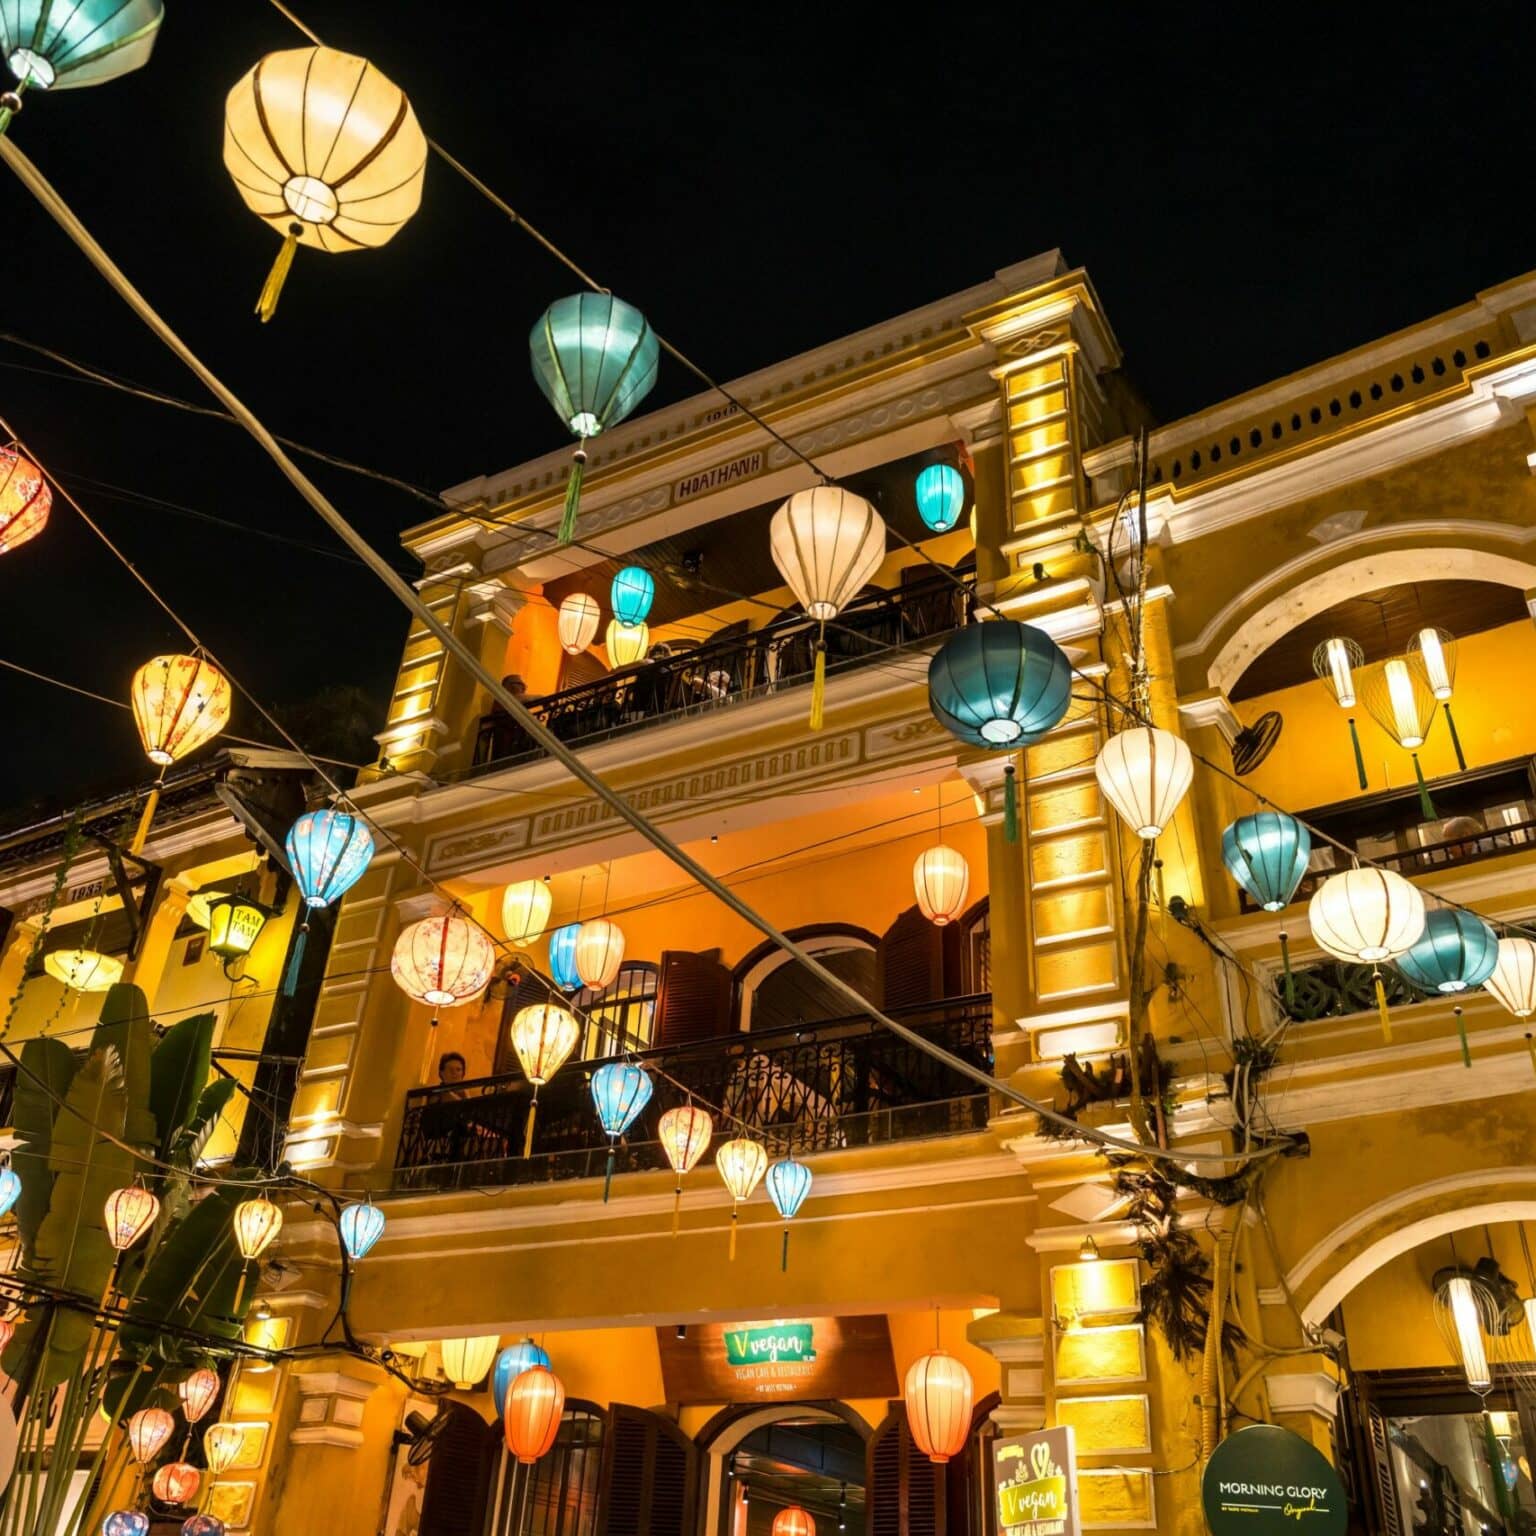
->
435, 1052, 468, 1100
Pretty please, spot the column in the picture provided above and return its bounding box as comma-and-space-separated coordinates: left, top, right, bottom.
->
121, 875, 194, 998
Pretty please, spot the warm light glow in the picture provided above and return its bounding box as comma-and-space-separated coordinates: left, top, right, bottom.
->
0, 1318, 13, 1353
0, 444, 51, 554
177, 1369, 220, 1425
1320, 636, 1357, 708
207, 896, 266, 963
150, 1462, 201, 1506
391, 914, 496, 1009
574, 917, 625, 990
501, 880, 553, 948
1308, 868, 1426, 963
1079, 1235, 1100, 1262
1446, 1275, 1492, 1392
715, 1138, 768, 1204
104, 1185, 160, 1251
504, 1365, 566, 1464
127, 1407, 175, 1465
558, 593, 601, 654
509, 1005, 581, 1086
1383, 659, 1425, 748
43, 949, 123, 992
440, 1334, 499, 1389
185, 890, 227, 930
769, 487, 887, 621
605, 618, 650, 667
913, 844, 969, 926
772, 1508, 816, 1536
658, 1105, 714, 1175
202, 1423, 243, 1475
1414, 627, 1455, 700
1486, 938, 1536, 1019
903, 1350, 974, 1463
232, 1195, 283, 1261
130, 654, 232, 766
1095, 726, 1193, 839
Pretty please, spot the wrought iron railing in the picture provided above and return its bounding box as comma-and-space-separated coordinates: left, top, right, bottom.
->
470, 569, 974, 771
393, 993, 993, 1191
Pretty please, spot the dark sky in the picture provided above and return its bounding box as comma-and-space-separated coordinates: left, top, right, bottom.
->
0, 2, 1532, 814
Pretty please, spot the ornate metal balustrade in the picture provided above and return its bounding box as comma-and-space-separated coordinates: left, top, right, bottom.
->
469, 569, 974, 772
393, 993, 993, 1192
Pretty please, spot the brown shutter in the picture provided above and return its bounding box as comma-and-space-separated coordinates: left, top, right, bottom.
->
596, 1404, 698, 1536
1364, 1402, 1404, 1536
420, 1402, 499, 1536
652, 949, 734, 1049
877, 908, 962, 1011
867, 1407, 945, 1536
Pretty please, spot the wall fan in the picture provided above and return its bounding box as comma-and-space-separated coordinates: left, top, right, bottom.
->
1231, 711, 1282, 775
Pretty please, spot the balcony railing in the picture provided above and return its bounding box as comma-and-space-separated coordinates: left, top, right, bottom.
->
393, 993, 993, 1192
470, 569, 975, 772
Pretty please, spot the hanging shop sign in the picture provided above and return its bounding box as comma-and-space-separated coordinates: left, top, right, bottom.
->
1201, 1425, 1347, 1536
993, 1427, 1080, 1536
656, 1315, 895, 1404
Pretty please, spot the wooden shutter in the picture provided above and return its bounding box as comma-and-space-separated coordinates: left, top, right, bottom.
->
595, 1404, 698, 1536
877, 907, 962, 1011
1363, 1402, 1404, 1536
652, 949, 734, 1049
867, 1407, 945, 1536
420, 1402, 500, 1536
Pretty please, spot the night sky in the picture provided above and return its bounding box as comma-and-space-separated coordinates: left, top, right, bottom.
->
0, 3, 1531, 816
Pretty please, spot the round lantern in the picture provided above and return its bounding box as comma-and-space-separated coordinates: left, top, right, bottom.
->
181, 1518, 225, 1536
1396, 910, 1499, 995
548, 923, 582, 992
605, 618, 650, 668
177, 1369, 220, 1426
769, 487, 886, 623
492, 1340, 551, 1419
104, 1185, 159, 1252
440, 1335, 499, 1390
772, 1509, 816, 1536
904, 1350, 974, 1463
1221, 812, 1310, 911
716, 1138, 767, 1261
574, 918, 625, 991
339, 1200, 385, 1261
504, 1365, 566, 1464
558, 593, 601, 655
913, 845, 969, 927
286, 810, 374, 909
502, 880, 553, 948
233, 1195, 283, 1262
151, 1462, 200, 1506
102, 1513, 149, 1536
1, 1, 163, 94
1308, 868, 1425, 965
1486, 938, 1536, 1020
392, 914, 496, 1012
131, 654, 232, 768
202, 1423, 243, 1476
224, 47, 428, 322
0, 444, 50, 554
928, 622, 1072, 749
531, 294, 660, 543
612, 567, 656, 627
765, 1156, 813, 1271
1096, 727, 1193, 840
0, 1167, 20, 1219
591, 1061, 653, 1200
915, 464, 965, 533
659, 1105, 713, 1236
126, 1407, 174, 1465
43, 949, 123, 992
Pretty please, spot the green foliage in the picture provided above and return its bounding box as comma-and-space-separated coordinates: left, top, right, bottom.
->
90, 982, 159, 1148
148, 1011, 217, 1162
11, 1035, 79, 1267
172, 1078, 238, 1171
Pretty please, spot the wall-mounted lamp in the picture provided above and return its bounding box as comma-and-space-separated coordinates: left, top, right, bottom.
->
207, 894, 269, 970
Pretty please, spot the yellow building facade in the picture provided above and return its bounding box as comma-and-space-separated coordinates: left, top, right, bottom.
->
4, 252, 1536, 1534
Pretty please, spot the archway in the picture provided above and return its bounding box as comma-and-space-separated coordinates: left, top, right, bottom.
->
735, 925, 881, 1032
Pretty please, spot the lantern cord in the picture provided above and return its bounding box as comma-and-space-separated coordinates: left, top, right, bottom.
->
1455, 1005, 1472, 1069
281, 918, 309, 998
602, 1145, 616, 1204
1278, 931, 1295, 1011
1411, 753, 1437, 820
126, 776, 161, 857
729, 1207, 738, 1263
0, 134, 1295, 1173
781, 1226, 790, 1272
255, 224, 302, 324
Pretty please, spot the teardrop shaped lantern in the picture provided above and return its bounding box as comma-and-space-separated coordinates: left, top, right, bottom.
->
1486, 937, 1536, 1020
510, 1003, 582, 1156
339, 1199, 385, 1261
658, 1104, 713, 1237
1, 1, 163, 106
202, 1423, 243, 1476
530, 293, 660, 544
441, 1334, 499, 1390
502, 880, 553, 948
126, 1407, 175, 1464
286, 810, 375, 909
177, 1369, 220, 1426
765, 1155, 812, 1271
1360, 654, 1441, 817
1221, 812, 1310, 912
772, 1509, 816, 1536
548, 923, 582, 992
0, 1166, 20, 1218
1311, 636, 1370, 790
104, 1184, 159, 1251
929, 621, 1072, 750
558, 593, 601, 655
590, 1060, 653, 1200
132, 654, 232, 768
904, 1350, 974, 1463
43, 948, 123, 992
1309, 866, 1426, 1041
0, 443, 50, 553
224, 47, 428, 322
611, 567, 656, 627
1096, 726, 1194, 840
505, 1364, 566, 1464
915, 464, 965, 533
769, 487, 887, 729
233, 1194, 283, 1261
716, 1138, 767, 1261
391, 914, 496, 1016
605, 618, 650, 668
1397, 908, 1499, 1069
1412, 627, 1468, 769
913, 845, 969, 926
574, 918, 625, 991
492, 1339, 551, 1419
152, 1463, 201, 1507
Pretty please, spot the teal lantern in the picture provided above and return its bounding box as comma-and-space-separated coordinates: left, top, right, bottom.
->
611, 566, 655, 628
492, 1340, 551, 1418
0, 1165, 19, 1218
548, 923, 582, 992
915, 464, 965, 533
590, 1060, 653, 1201
2, 1, 163, 110
1397, 908, 1499, 1069
338, 1200, 385, 1261
1221, 813, 1310, 912
530, 294, 659, 545
282, 809, 375, 997
765, 1156, 812, 1272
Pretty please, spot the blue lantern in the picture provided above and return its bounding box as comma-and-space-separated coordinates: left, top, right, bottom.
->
0, 1166, 19, 1218
338, 1200, 385, 1261
286, 810, 375, 909
765, 1156, 812, 1271
611, 567, 655, 628
102, 1516, 149, 1536
2, 2, 163, 99
491, 1339, 552, 1418
590, 1061, 653, 1201
548, 924, 582, 992
1397, 909, 1499, 1069
915, 464, 965, 533
181, 1518, 224, 1536
1221, 813, 1310, 913
530, 293, 660, 544
928, 622, 1072, 750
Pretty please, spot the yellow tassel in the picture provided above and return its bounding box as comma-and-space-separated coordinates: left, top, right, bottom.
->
729, 1209, 738, 1263
233, 1263, 248, 1317
809, 643, 826, 731
1526, 1033, 1536, 1078
255, 225, 301, 323
129, 784, 161, 857
1374, 972, 1392, 1043
522, 1096, 538, 1159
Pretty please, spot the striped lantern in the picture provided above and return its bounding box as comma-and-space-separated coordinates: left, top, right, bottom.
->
904, 1350, 974, 1463
913, 845, 969, 926
504, 1365, 566, 1464
715, 1138, 767, 1261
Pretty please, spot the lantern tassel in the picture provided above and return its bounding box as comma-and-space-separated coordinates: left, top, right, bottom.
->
558, 448, 586, 545
233, 1262, 249, 1317
603, 1146, 615, 1203
128, 781, 162, 857
729, 1207, 738, 1263
781, 1225, 790, 1272
281, 918, 309, 999
1411, 754, 1436, 820
1445, 704, 1468, 772
1455, 1006, 1471, 1069
1003, 762, 1019, 844
1526, 1033, 1536, 1079
522, 1094, 538, 1160
809, 637, 826, 732
672, 1181, 682, 1239
1347, 717, 1367, 791
255, 223, 301, 324
1374, 971, 1392, 1043
1279, 930, 1295, 1011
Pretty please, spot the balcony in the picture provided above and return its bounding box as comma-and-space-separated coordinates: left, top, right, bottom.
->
393, 993, 993, 1192
469, 568, 975, 773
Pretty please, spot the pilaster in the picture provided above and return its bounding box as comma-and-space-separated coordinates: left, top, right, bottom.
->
121, 875, 193, 995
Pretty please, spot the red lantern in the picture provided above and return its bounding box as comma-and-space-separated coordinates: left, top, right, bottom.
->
152, 1462, 202, 1505
772, 1508, 816, 1536
903, 1350, 973, 1463
177, 1368, 221, 1425
503, 1365, 565, 1464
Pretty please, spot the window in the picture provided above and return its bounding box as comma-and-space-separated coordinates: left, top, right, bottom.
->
739, 932, 878, 1032
962, 902, 990, 995
573, 964, 658, 1057
494, 1406, 604, 1536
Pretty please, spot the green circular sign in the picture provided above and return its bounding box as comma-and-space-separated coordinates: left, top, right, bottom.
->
1202, 1425, 1347, 1536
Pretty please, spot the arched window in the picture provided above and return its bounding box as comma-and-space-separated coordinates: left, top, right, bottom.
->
573, 962, 659, 1056
492, 1401, 605, 1536
734, 926, 880, 1032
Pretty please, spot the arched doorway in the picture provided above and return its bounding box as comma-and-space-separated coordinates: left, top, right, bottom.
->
735, 926, 880, 1032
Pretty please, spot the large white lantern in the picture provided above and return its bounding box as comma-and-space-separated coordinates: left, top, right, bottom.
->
558, 593, 601, 655
509, 1005, 581, 1087
574, 918, 625, 991
1307, 868, 1425, 964
1094, 726, 1193, 839
913, 846, 969, 926
439, 1335, 499, 1390
768, 487, 886, 622
501, 880, 553, 949
1486, 937, 1536, 1019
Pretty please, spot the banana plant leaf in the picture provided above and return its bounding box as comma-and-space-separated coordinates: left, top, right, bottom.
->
90, 983, 159, 1148
10, 1036, 78, 1265
151, 1077, 240, 1244
148, 1011, 216, 1162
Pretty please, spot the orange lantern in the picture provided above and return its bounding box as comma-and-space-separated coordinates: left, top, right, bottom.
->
504, 1364, 565, 1464
658, 1104, 713, 1237
177, 1368, 220, 1425
104, 1184, 160, 1252
151, 1462, 201, 1505
903, 1350, 973, 1463
127, 1407, 175, 1464
131, 653, 232, 768
772, 1509, 815, 1536
0, 443, 51, 553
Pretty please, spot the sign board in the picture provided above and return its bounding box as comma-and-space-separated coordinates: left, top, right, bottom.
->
656, 1315, 895, 1404
1201, 1424, 1347, 1536
994, 1427, 1080, 1536
673, 450, 764, 503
